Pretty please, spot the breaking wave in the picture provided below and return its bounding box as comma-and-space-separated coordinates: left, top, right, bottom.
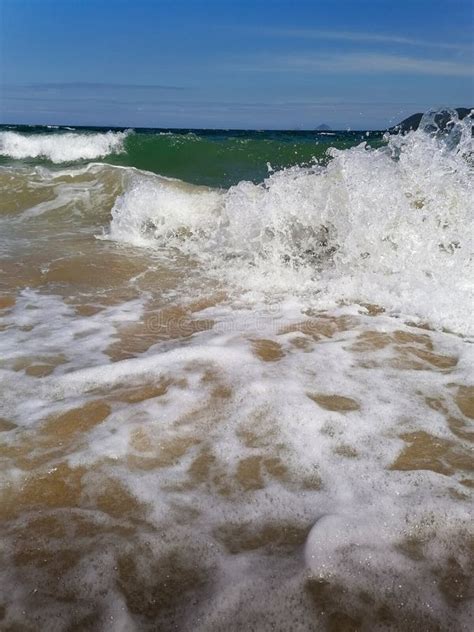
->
0, 129, 129, 163
105, 110, 474, 333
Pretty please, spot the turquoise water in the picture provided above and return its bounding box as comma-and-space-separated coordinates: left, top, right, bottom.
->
0, 124, 383, 186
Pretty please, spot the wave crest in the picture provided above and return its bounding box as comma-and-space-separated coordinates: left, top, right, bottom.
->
0, 130, 129, 163
105, 113, 473, 332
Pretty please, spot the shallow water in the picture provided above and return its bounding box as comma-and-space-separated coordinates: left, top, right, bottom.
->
0, 117, 473, 631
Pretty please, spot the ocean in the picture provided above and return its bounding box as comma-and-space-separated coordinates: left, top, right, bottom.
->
0, 113, 473, 630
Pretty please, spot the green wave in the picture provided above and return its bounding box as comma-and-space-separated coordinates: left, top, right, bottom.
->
107, 130, 383, 187
0, 125, 384, 187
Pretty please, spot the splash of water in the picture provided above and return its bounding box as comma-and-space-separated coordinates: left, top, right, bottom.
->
106, 111, 473, 332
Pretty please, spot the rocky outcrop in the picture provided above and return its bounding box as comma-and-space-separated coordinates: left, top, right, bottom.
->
390, 108, 472, 133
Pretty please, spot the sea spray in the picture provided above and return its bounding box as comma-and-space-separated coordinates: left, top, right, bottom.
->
105, 112, 473, 332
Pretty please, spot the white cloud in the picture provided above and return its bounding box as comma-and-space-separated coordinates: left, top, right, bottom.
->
232, 52, 474, 77
256, 28, 473, 52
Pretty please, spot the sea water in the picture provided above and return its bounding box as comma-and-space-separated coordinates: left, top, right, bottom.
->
0, 111, 473, 630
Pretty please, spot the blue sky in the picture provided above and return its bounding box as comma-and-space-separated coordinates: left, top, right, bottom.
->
0, 0, 473, 129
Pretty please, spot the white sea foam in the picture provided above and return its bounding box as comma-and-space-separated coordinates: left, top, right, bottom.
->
1, 288, 472, 629
0, 130, 129, 162
106, 114, 474, 334
107, 173, 223, 248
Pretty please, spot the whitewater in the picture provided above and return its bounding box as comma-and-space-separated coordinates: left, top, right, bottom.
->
0, 110, 473, 631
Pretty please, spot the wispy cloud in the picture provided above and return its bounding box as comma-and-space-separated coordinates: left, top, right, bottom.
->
256, 28, 473, 53
3, 82, 188, 92
0, 83, 191, 112
0, 95, 429, 129
231, 52, 474, 77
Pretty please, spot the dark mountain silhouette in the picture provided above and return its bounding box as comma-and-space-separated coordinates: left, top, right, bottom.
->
390, 108, 472, 133
315, 124, 331, 131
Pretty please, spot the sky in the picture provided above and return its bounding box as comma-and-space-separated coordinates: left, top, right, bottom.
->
0, 0, 473, 129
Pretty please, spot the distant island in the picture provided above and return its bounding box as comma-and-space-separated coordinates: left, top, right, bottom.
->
390, 107, 472, 133
315, 124, 331, 131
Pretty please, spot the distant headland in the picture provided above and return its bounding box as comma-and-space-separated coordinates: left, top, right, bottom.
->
390, 108, 472, 133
